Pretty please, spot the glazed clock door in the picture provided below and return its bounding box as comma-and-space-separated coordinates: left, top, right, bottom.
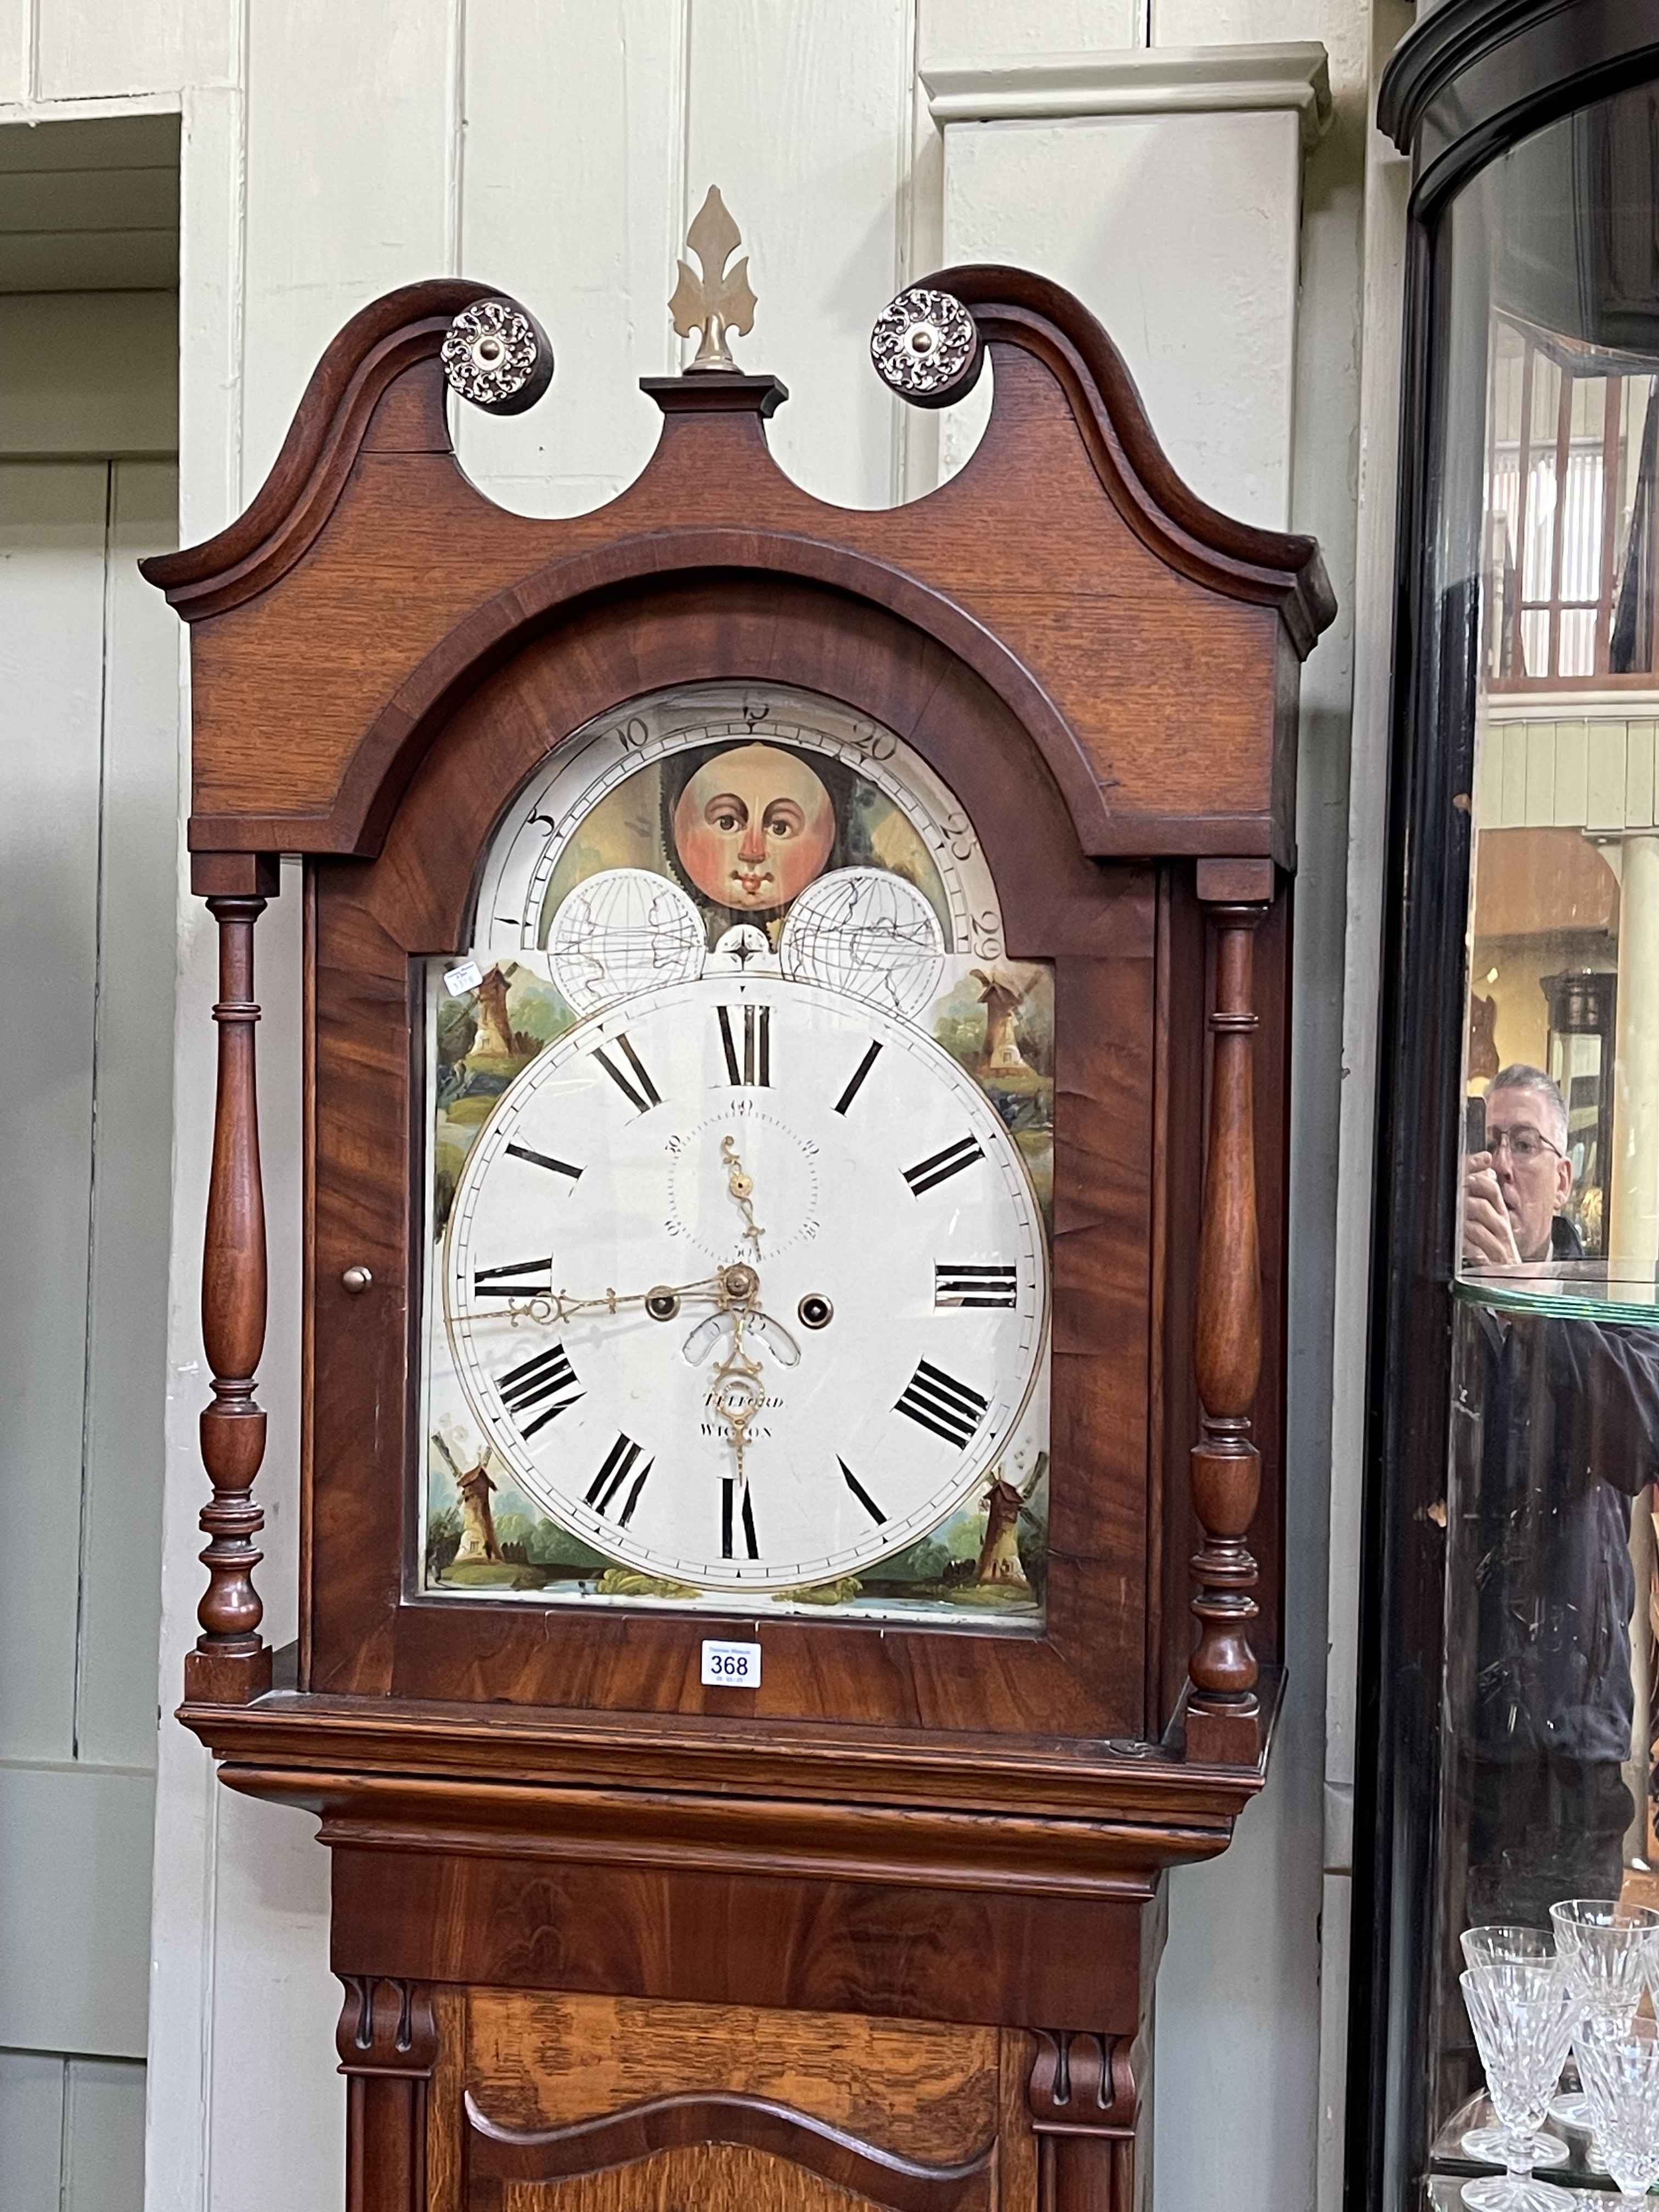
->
306, 601, 1158, 1740
421, 683, 1053, 1626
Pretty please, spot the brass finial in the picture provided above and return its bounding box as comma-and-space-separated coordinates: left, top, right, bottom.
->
669, 187, 757, 373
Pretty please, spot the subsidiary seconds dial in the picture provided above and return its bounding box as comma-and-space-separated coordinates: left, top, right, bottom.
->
442, 975, 1048, 1590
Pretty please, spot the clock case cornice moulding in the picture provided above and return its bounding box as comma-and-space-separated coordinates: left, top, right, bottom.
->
921, 42, 1334, 150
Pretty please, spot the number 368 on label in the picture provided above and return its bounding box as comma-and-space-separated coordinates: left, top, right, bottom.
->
700, 1640, 761, 1688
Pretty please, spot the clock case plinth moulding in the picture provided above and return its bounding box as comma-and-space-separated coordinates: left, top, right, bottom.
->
148, 264, 1333, 2212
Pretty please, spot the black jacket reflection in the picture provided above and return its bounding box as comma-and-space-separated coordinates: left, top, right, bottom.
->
1463, 1232, 1659, 1773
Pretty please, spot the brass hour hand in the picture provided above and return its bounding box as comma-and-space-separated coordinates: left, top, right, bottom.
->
721, 1132, 764, 1254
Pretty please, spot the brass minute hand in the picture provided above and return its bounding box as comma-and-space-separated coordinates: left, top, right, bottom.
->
474, 1272, 725, 1328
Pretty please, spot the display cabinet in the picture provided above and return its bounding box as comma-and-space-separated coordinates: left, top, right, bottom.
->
1358, 5, 1659, 2205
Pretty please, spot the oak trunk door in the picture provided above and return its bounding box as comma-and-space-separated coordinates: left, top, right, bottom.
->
431, 1990, 1030, 2212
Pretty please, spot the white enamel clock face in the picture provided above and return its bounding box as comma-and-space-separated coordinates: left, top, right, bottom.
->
442, 974, 1047, 1590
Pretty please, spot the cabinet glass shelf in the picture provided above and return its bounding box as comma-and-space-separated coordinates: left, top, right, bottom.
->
1455, 1272, 1659, 1327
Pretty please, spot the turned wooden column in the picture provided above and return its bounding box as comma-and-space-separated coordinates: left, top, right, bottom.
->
183, 853, 279, 1706
1029, 2032, 1142, 2212
337, 1977, 439, 2212
1186, 859, 1271, 1764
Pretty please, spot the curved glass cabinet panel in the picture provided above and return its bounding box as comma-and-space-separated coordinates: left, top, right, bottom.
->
1361, 8, 1659, 2207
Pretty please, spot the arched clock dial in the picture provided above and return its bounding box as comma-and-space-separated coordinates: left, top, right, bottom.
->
472, 681, 1004, 963
442, 974, 1047, 1592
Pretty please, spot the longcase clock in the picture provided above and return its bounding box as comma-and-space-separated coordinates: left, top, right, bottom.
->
147, 227, 1334, 2212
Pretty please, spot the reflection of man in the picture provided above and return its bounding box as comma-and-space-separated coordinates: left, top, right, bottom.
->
1458, 1065, 1659, 1923
1463, 1063, 1577, 1269
672, 742, 836, 912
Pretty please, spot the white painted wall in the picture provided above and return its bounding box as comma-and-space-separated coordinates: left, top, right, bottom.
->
931, 16, 1374, 2207
0, 5, 1402, 2208
1138, 7, 1368, 2200
1313, 10, 1414, 2202
0, 291, 180, 2203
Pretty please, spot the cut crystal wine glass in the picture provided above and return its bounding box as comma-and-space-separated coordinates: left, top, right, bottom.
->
1459, 1962, 1582, 2211
1457, 1930, 1570, 2168
1463, 1928, 1555, 1970
1548, 1900, 1659, 2131
1574, 2017, 1659, 2209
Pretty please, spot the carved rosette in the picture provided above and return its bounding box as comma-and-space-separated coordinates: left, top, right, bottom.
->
871, 286, 983, 408
441, 297, 554, 416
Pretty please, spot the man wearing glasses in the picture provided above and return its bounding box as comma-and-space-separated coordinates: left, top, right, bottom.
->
1458, 1065, 1659, 1931
1463, 1063, 1579, 1270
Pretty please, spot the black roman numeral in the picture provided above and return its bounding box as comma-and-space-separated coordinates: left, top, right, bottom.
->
586, 1433, 652, 1525
505, 1141, 583, 1180
934, 1262, 1018, 1309
592, 1032, 661, 1114
904, 1135, 984, 1197
839, 1458, 886, 1524
497, 1343, 583, 1436
472, 1255, 553, 1299
833, 1040, 882, 1116
717, 1002, 771, 1086
721, 1478, 760, 1559
895, 1359, 989, 1449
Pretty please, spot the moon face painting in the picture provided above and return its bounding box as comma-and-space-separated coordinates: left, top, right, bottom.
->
671, 742, 839, 912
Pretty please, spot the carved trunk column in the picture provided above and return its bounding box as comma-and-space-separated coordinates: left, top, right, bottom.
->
1186, 860, 1271, 1764
337, 1978, 439, 2212
1029, 2032, 1142, 2212
184, 854, 279, 1706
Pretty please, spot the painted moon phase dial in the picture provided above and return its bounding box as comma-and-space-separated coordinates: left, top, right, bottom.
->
443, 975, 1047, 1590
474, 681, 1004, 963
